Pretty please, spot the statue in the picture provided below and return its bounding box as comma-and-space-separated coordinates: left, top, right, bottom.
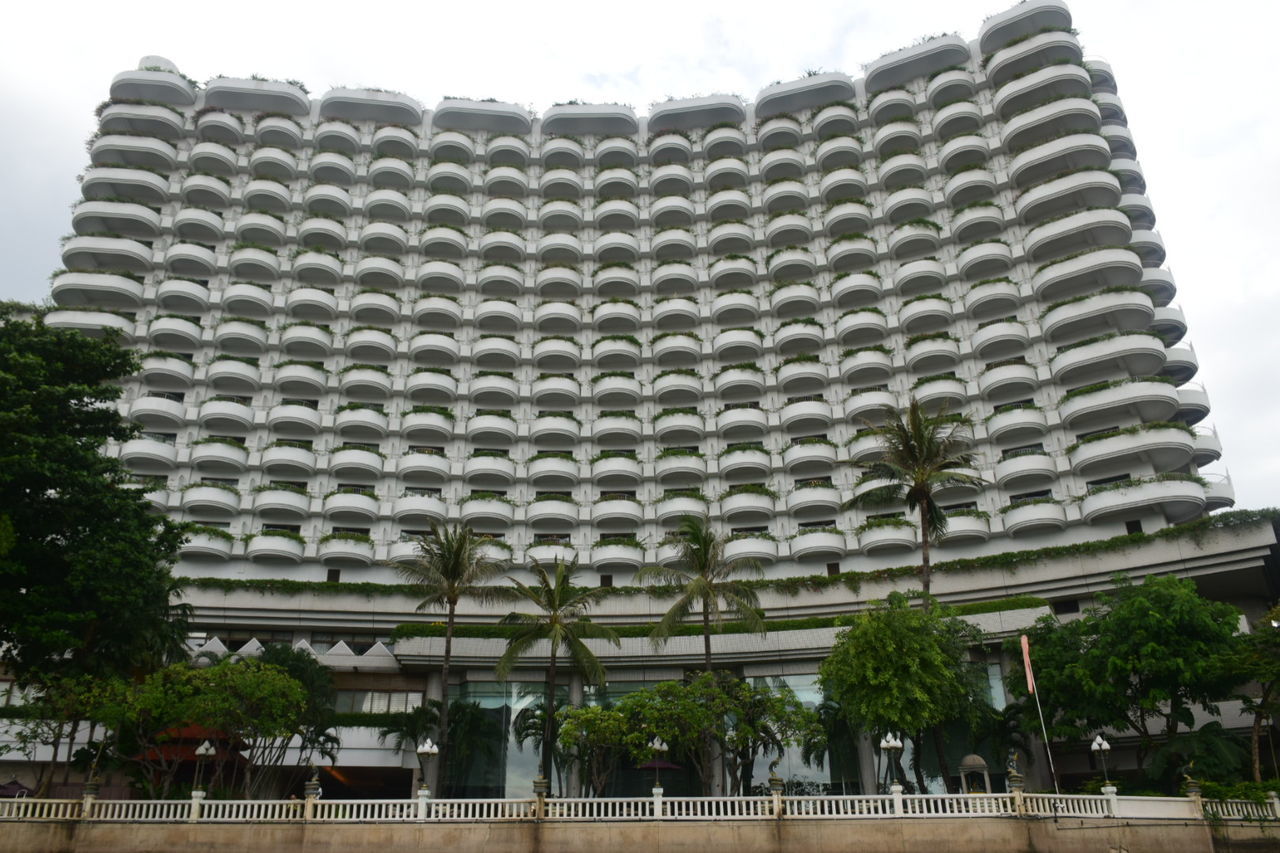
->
1005, 748, 1021, 778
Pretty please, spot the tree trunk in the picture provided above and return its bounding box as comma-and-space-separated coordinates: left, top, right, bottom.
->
1252, 711, 1263, 784
931, 726, 955, 793
919, 504, 932, 607
911, 733, 928, 793
543, 647, 558, 783
702, 602, 712, 672
437, 600, 455, 794
61, 719, 81, 786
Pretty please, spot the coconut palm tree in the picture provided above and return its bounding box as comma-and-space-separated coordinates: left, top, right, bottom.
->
495, 558, 620, 783
377, 702, 440, 784
392, 522, 510, 791
853, 399, 983, 605
639, 514, 765, 672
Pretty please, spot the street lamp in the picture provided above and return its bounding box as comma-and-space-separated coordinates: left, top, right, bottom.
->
1091, 735, 1111, 785
879, 733, 903, 790
193, 740, 215, 792
417, 738, 440, 797
649, 737, 669, 790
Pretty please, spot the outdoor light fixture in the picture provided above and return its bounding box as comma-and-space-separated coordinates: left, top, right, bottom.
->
1091, 735, 1111, 785
879, 733, 903, 788
193, 740, 215, 791
649, 736, 669, 789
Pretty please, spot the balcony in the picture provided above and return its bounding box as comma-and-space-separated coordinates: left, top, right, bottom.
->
1049, 332, 1165, 384
937, 513, 991, 545
1031, 247, 1143, 301
718, 446, 771, 480
334, 406, 389, 437
723, 535, 779, 564
181, 531, 234, 561
789, 529, 848, 560
655, 452, 706, 482
318, 536, 375, 566
529, 454, 580, 487
434, 98, 531, 134
244, 532, 306, 563
977, 363, 1038, 400
81, 166, 169, 205
844, 389, 897, 421
119, 437, 178, 470
252, 488, 311, 518
813, 103, 858, 139
826, 237, 876, 273
188, 438, 248, 471
1000, 501, 1068, 536
994, 452, 1056, 489
1080, 477, 1206, 524
280, 324, 333, 358
397, 451, 451, 482
831, 274, 885, 310
779, 399, 833, 433
205, 357, 262, 392
865, 33, 968, 95
985, 406, 1048, 443
330, 446, 385, 478
1068, 424, 1195, 474
943, 169, 996, 208
649, 94, 744, 133
816, 137, 862, 173
905, 336, 959, 372
655, 494, 709, 523
127, 394, 186, 427
591, 499, 644, 526
262, 444, 318, 476
180, 485, 241, 515
786, 483, 841, 515
1041, 289, 1153, 343
824, 202, 873, 239
526, 498, 579, 526
971, 321, 1029, 360
138, 353, 194, 386
1059, 379, 1179, 429
392, 495, 448, 525
591, 542, 645, 571
63, 235, 153, 274
857, 521, 917, 554
818, 170, 867, 205
51, 271, 144, 310
266, 403, 322, 433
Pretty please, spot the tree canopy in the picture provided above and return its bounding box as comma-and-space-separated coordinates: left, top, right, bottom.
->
0, 307, 188, 683
1007, 574, 1241, 783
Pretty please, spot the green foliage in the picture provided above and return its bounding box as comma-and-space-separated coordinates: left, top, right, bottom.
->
0, 307, 188, 684
556, 704, 629, 796
1007, 575, 1242, 787
819, 593, 989, 776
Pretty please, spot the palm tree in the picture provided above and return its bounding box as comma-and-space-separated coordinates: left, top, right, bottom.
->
495, 558, 620, 783
853, 399, 983, 605
377, 703, 440, 783
392, 522, 509, 790
640, 514, 765, 672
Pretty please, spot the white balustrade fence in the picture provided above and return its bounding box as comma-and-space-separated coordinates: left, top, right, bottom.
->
0, 792, 1275, 824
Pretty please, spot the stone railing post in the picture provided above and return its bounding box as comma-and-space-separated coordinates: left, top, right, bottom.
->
1100, 784, 1117, 817
416, 785, 431, 821
303, 766, 321, 822
890, 782, 903, 816
1009, 772, 1025, 816
1268, 791, 1280, 820
533, 774, 549, 820
1185, 777, 1203, 819
651, 786, 663, 820
81, 780, 99, 821
189, 789, 205, 823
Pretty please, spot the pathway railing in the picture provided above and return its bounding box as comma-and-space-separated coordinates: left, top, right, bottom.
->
1, 789, 1276, 824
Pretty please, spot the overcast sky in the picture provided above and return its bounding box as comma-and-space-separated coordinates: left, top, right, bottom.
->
0, 0, 1273, 510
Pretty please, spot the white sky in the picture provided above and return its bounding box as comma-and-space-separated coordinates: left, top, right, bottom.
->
0, 0, 1274, 510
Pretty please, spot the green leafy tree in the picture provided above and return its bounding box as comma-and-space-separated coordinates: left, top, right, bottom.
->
1007, 574, 1241, 784
378, 703, 440, 783
1231, 605, 1280, 782
819, 593, 988, 792
557, 704, 628, 796
496, 559, 620, 782
851, 400, 982, 603
256, 644, 341, 786
0, 307, 189, 683
391, 522, 509, 790
640, 514, 765, 671
720, 678, 822, 795
615, 673, 732, 793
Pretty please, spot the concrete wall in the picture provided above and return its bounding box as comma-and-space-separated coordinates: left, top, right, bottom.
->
7, 816, 1271, 853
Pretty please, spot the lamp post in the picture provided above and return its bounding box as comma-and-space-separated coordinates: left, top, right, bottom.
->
879, 733, 903, 791
193, 740, 215, 792
649, 737, 669, 791
1091, 735, 1111, 785
416, 738, 440, 797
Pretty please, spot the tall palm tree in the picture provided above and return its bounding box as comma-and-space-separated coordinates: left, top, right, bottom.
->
377, 702, 440, 784
495, 558, 620, 783
640, 514, 765, 672
853, 399, 983, 605
392, 522, 509, 790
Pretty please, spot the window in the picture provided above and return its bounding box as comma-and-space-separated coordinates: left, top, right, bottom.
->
326, 569, 341, 583
1125, 519, 1144, 535
281, 397, 320, 409
141, 431, 177, 444
333, 690, 423, 714
1085, 474, 1132, 489
403, 486, 442, 497
799, 519, 837, 529
1075, 425, 1120, 442
1052, 599, 1080, 615
599, 575, 614, 588
200, 477, 239, 487
826, 562, 840, 577
1009, 489, 1052, 506
331, 526, 370, 537
986, 663, 1007, 710
263, 523, 301, 533
942, 502, 979, 514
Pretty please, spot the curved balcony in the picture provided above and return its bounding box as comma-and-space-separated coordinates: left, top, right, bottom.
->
591, 499, 644, 526
823, 202, 873, 240
1059, 379, 1179, 428
714, 366, 766, 398
529, 414, 579, 443
898, 296, 951, 334
397, 451, 451, 483
970, 321, 1029, 361
72, 200, 161, 242
1041, 289, 1153, 343
1050, 332, 1165, 384
839, 348, 893, 386
462, 454, 517, 484
962, 279, 1021, 322
591, 336, 641, 368
279, 323, 333, 358
1032, 247, 1143, 301
786, 483, 841, 516
652, 228, 697, 261
977, 363, 1038, 401
712, 329, 763, 363
170, 207, 224, 244
1068, 425, 1195, 474
98, 101, 183, 139
655, 452, 706, 482
62, 235, 153, 274
196, 398, 253, 432
528, 454, 580, 487
835, 309, 890, 348
241, 532, 304, 563
321, 490, 380, 521
719, 490, 776, 525
591, 414, 642, 444
951, 204, 1006, 246
953, 240, 1012, 279
531, 338, 581, 371
843, 387, 894, 425
768, 284, 819, 321
205, 357, 261, 392
1080, 478, 1206, 524
779, 399, 833, 433
127, 394, 185, 427
786, 529, 847, 564
594, 167, 640, 198
534, 301, 583, 334
943, 169, 997, 209
1017, 170, 1120, 225
1024, 209, 1131, 265
592, 374, 642, 406
367, 157, 415, 191
272, 362, 327, 396
654, 370, 702, 403
524, 498, 579, 527
913, 377, 967, 410
211, 319, 268, 354
717, 446, 771, 479
180, 485, 241, 515
595, 265, 643, 298
590, 543, 645, 572
655, 494, 709, 523
985, 406, 1049, 443
856, 522, 917, 554
1205, 474, 1235, 510
388, 495, 446, 526
812, 102, 858, 139
1000, 501, 1068, 536
318, 537, 375, 566
146, 315, 202, 349
119, 437, 179, 470
259, 444, 317, 477
831, 274, 885, 310
818, 169, 867, 206
265, 402, 322, 433
251, 487, 311, 518
51, 270, 144, 310
707, 257, 757, 291
89, 134, 177, 172
139, 353, 195, 386
720, 536, 777, 564
905, 335, 960, 372
180, 531, 235, 561
82, 165, 169, 205
993, 452, 1057, 489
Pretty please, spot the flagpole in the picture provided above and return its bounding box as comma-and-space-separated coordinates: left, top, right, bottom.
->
1021, 634, 1060, 795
